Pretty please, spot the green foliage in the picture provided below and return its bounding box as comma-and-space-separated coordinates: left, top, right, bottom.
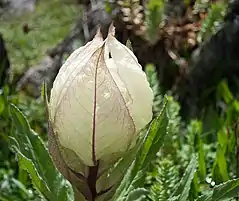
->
133, 98, 168, 172
197, 178, 239, 201
0, 86, 42, 200
2, 1, 239, 201
170, 155, 198, 201
187, 120, 206, 181
144, 67, 239, 201
112, 98, 169, 201
145, 64, 163, 116
212, 128, 230, 183
9, 104, 74, 201
0, 3, 80, 198
0, 168, 37, 201
145, 0, 165, 44
125, 188, 147, 201
197, 1, 227, 43
7, 95, 170, 201
147, 157, 179, 201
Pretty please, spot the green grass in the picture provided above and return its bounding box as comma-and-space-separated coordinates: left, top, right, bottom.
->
0, 0, 81, 76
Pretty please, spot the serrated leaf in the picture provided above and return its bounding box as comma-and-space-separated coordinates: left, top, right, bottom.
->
212, 178, 239, 200
196, 178, 239, 201
171, 154, 198, 201
125, 188, 148, 201
133, 98, 168, 173
17, 152, 53, 200
9, 104, 73, 201
10, 103, 31, 134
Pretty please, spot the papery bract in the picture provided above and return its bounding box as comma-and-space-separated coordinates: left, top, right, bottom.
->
48, 24, 153, 200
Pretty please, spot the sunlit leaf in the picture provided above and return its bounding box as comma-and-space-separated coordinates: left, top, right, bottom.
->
171, 154, 198, 201
9, 104, 73, 201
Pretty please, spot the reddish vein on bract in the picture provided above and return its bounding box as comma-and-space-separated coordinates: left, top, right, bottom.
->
92, 46, 104, 166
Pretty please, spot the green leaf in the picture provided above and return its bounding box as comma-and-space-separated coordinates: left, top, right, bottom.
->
145, 64, 163, 116
196, 178, 239, 201
122, 170, 147, 200
196, 193, 213, 201
110, 160, 136, 201
41, 80, 49, 117
17, 152, 53, 199
0, 95, 5, 115
11, 177, 33, 198
10, 103, 31, 135
171, 154, 198, 201
217, 80, 233, 104
128, 98, 168, 190
197, 1, 227, 43
9, 104, 73, 201
100, 126, 151, 200
168, 196, 180, 201
133, 98, 168, 173
97, 149, 138, 201
196, 133, 206, 180
125, 188, 148, 201
145, 0, 165, 44
212, 129, 229, 183
112, 98, 169, 201
212, 178, 239, 200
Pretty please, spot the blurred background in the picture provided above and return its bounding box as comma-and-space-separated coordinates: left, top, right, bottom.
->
1, 0, 239, 200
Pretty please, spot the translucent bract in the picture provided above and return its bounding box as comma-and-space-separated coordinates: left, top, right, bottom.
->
49, 25, 153, 168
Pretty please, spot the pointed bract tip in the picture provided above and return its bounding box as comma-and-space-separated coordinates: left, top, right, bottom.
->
108, 22, 115, 36
95, 26, 103, 39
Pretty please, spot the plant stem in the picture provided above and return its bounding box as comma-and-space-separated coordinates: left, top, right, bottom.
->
234, 121, 239, 201
234, 122, 239, 178
87, 162, 99, 201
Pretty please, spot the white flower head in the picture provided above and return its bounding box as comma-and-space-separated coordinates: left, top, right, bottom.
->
49, 24, 154, 168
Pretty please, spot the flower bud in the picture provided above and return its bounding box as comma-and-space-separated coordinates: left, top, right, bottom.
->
48, 24, 153, 200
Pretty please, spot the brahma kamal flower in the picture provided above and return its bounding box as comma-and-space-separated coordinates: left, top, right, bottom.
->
47, 24, 153, 201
